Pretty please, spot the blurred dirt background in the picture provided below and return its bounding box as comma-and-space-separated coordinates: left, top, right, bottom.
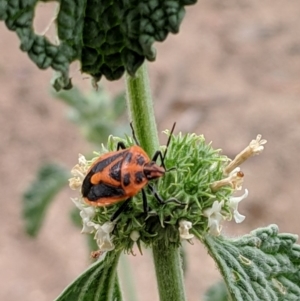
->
1, 1, 300, 301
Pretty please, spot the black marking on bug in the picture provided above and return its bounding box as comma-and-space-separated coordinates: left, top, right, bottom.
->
135, 171, 145, 184
123, 173, 131, 187
92, 151, 128, 173
124, 152, 133, 164
82, 172, 93, 197
109, 160, 122, 182
136, 155, 145, 166
87, 182, 125, 202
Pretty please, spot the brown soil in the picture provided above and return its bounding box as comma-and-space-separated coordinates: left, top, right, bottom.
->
1, 1, 300, 301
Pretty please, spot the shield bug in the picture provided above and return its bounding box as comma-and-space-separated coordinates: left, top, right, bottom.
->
81, 123, 179, 220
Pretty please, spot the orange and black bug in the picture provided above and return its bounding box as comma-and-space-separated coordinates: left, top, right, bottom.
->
81, 123, 179, 221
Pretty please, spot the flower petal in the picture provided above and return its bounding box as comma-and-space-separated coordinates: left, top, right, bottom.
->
208, 219, 223, 236
233, 210, 246, 223
94, 222, 116, 251
178, 220, 194, 240
81, 220, 97, 234
203, 200, 225, 236
130, 230, 140, 242
250, 135, 267, 155
229, 189, 248, 223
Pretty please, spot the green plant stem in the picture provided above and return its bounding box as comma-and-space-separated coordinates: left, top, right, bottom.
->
152, 240, 187, 301
125, 62, 159, 156
125, 63, 187, 301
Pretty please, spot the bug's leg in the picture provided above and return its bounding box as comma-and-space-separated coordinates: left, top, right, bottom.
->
151, 150, 176, 172
147, 184, 164, 204
151, 150, 166, 169
117, 142, 127, 150
141, 188, 149, 214
151, 122, 176, 167
110, 197, 132, 221
148, 184, 186, 206
151, 150, 163, 163
129, 122, 140, 145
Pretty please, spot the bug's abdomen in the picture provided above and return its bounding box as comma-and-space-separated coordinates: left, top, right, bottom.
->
81, 150, 128, 206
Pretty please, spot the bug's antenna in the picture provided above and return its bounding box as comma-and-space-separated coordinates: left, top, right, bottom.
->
163, 122, 176, 163
130, 122, 140, 145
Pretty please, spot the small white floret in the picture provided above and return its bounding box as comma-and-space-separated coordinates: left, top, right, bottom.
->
203, 200, 225, 236
69, 154, 89, 190
178, 220, 194, 240
130, 230, 140, 242
71, 197, 96, 233
94, 221, 116, 252
210, 167, 244, 192
249, 135, 267, 155
229, 189, 248, 223
224, 135, 267, 174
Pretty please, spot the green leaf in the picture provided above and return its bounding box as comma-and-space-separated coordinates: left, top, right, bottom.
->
204, 225, 300, 301
53, 87, 128, 145
0, 0, 75, 90
54, 251, 123, 301
23, 163, 69, 237
204, 281, 229, 301
0, 0, 197, 90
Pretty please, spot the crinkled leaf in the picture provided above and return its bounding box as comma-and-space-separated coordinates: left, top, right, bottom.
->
23, 163, 69, 237
54, 251, 123, 301
204, 225, 300, 301
204, 281, 229, 301
0, 0, 197, 90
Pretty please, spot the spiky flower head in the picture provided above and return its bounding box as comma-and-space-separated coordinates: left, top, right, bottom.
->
69, 131, 266, 253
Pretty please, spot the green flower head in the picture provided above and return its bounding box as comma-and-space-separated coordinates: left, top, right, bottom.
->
69, 130, 266, 253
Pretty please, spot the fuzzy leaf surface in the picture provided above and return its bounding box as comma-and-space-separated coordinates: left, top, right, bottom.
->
54, 251, 122, 301
0, 0, 197, 90
204, 225, 300, 301
204, 281, 229, 301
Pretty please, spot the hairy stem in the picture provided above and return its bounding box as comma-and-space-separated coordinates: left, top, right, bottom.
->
152, 240, 187, 301
125, 63, 186, 301
125, 62, 159, 156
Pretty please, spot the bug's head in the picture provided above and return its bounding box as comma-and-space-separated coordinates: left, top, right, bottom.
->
144, 162, 165, 180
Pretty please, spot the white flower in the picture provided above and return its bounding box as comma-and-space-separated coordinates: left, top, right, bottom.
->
203, 200, 225, 236
178, 220, 194, 240
69, 154, 89, 190
94, 221, 116, 251
71, 197, 96, 233
78, 153, 88, 166
224, 135, 267, 175
249, 135, 267, 155
229, 189, 249, 223
81, 219, 96, 234
130, 230, 140, 242
80, 206, 95, 220
69, 177, 83, 190
210, 167, 244, 192
228, 167, 244, 191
